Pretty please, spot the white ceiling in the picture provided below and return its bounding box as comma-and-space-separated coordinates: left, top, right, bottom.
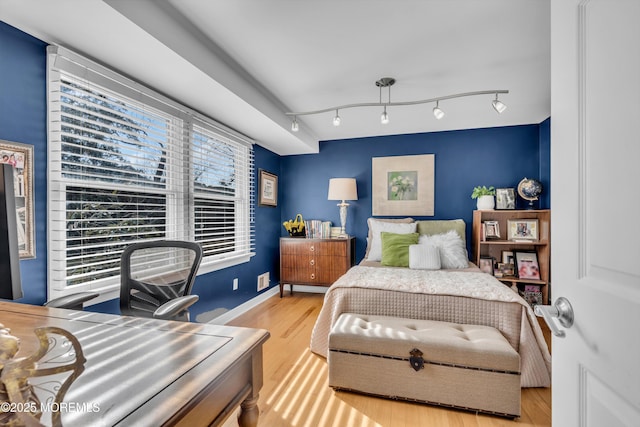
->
0, 0, 550, 155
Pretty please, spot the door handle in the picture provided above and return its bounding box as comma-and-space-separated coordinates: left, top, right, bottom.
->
534, 297, 574, 338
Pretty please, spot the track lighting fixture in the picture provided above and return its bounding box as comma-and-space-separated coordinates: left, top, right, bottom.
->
433, 101, 445, 120
286, 77, 508, 132
492, 94, 507, 114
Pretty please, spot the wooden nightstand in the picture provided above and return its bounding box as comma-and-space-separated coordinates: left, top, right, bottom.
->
279, 237, 355, 297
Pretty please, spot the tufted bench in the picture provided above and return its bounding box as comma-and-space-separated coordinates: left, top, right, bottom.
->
328, 313, 521, 418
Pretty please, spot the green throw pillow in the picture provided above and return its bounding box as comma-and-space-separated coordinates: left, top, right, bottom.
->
380, 232, 420, 267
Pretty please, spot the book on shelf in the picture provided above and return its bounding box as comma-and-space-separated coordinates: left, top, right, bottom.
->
304, 220, 333, 239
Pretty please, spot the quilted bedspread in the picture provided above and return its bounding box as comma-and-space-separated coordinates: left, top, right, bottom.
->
309, 265, 552, 387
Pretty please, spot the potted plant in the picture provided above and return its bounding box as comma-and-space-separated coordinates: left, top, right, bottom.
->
471, 185, 496, 210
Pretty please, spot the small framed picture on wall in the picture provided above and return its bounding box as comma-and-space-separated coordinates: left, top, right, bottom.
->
258, 169, 278, 207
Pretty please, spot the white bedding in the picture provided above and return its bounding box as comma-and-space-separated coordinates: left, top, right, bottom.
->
310, 265, 552, 387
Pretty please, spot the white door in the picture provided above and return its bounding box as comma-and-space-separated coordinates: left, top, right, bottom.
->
550, 0, 640, 425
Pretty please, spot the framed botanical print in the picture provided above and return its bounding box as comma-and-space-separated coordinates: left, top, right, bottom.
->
0, 140, 35, 258
258, 169, 278, 207
371, 154, 434, 216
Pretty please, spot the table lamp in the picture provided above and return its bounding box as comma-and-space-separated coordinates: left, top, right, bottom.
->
328, 178, 358, 238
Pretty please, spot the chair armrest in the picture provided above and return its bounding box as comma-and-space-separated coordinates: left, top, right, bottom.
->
153, 295, 199, 320
44, 292, 100, 310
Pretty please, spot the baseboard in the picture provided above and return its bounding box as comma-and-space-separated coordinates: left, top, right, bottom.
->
207, 284, 327, 325
207, 286, 279, 325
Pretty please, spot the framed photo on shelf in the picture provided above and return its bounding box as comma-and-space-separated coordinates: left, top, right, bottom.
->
497, 262, 515, 277
507, 219, 538, 241
483, 220, 500, 239
478, 256, 495, 275
258, 169, 278, 207
495, 188, 516, 210
514, 250, 541, 280
501, 250, 514, 265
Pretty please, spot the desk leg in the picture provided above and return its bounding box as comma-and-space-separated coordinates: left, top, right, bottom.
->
237, 395, 259, 427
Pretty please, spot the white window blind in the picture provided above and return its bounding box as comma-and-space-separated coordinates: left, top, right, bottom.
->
47, 46, 254, 299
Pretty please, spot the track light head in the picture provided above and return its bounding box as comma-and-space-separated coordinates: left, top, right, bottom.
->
433, 101, 445, 120
381, 106, 389, 124
492, 94, 507, 114
291, 117, 299, 132
333, 110, 341, 126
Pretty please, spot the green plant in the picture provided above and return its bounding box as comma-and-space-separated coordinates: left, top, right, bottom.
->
471, 185, 495, 199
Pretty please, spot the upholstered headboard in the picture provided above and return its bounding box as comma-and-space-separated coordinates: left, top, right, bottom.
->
415, 219, 466, 245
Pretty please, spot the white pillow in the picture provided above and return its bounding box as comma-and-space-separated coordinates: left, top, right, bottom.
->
409, 244, 441, 270
366, 220, 417, 261
419, 230, 469, 269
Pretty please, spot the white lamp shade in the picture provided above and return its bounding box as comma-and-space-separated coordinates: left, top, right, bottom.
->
328, 178, 358, 201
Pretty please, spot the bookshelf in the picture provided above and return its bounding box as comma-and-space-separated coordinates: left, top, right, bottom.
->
472, 209, 550, 305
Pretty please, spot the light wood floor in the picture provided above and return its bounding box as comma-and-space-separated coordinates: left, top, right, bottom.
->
226, 292, 551, 427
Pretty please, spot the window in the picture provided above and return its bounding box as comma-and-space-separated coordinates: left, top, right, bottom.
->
47, 46, 254, 300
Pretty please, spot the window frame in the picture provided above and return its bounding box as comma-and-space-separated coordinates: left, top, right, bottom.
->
47, 46, 255, 303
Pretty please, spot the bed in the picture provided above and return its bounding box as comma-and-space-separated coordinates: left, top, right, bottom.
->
309, 218, 552, 388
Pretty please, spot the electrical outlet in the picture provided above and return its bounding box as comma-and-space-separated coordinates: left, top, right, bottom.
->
257, 272, 270, 291
233, 278, 238, 290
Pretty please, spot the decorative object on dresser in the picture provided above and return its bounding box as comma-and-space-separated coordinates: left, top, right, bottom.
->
472, 209, 550, 305
279, 237, 355, 297
327, 178, 358, 238
471, 185, 495, 210
283, 214, 306, 237
371, 154, 434, 216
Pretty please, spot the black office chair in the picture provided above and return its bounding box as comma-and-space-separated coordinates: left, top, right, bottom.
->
45, 292, 100, 310
119, 240, 203, 322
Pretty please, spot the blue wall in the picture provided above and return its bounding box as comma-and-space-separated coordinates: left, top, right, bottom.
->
0, 22, 48, 305
0, 22, 283, 319
281, 125, 550, 262
1, 21, 551, 318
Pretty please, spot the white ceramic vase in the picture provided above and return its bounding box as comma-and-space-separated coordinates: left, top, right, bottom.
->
476, 195, 495, 210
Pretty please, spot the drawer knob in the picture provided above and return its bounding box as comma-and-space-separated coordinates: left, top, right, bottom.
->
309, 246, 315, 252
310, 273, 315, 280
310, 259, 315, 266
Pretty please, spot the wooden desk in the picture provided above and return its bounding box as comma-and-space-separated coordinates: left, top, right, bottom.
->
0, 301, 269, 427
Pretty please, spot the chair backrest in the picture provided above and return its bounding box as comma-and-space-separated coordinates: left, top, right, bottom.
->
120, 240, 203, 320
